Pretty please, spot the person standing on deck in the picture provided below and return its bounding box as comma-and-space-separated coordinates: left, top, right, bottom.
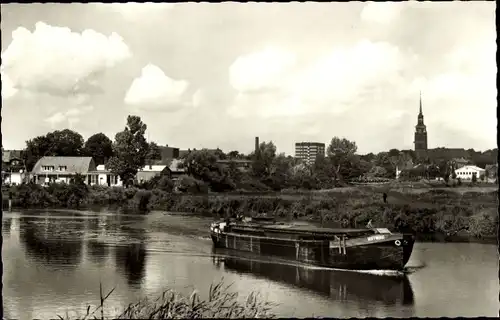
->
383, 192, 388, 203
366, 219, 373, 228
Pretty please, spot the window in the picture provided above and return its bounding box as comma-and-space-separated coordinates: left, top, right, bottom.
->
42, 166, 54, 171
59, 166, 67, 172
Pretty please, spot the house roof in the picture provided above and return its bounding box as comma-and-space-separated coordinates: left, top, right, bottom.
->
32, 156, 94, 174
455, 165, 485, 172
2, 150, 23, 163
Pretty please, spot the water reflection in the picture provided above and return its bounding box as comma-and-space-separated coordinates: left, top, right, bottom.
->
213, 248, 414, 307
86, 240, 110, 264
3, 217, 12, 236
115, 243, 147, 285
19, 217, 83, 267
114, 226, 147, 286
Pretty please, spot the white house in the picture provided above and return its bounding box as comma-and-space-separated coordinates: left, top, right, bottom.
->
92, 164, 123, 186
454, 165, 486, 180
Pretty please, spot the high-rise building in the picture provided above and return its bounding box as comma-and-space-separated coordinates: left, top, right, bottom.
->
414, 92, 428, 157
295, 142, 325, 165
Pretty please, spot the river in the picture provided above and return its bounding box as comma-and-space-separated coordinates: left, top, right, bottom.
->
2, 210, 498, 319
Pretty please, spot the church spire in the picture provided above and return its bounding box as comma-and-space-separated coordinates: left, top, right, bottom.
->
419, 91, 423, 115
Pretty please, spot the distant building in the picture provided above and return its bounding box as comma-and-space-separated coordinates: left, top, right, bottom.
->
454, 165, 485, 181
159, 145, 180, 159
2, 149, 26, 185
414, 92, 428, 158
161, 159, 186, 181
295, 142, 325, 165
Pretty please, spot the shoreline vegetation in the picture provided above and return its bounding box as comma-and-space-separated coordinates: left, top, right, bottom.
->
57, 280, 276, 319
3, 182, 497, 243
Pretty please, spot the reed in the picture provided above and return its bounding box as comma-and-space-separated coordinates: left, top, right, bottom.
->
56, 280, 276, 319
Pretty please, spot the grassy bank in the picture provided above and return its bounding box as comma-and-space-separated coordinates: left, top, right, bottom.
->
3, 183, 497, 241
58, 280, 275, 319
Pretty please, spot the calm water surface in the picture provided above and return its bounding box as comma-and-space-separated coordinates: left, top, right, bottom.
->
2, 210, 498, 319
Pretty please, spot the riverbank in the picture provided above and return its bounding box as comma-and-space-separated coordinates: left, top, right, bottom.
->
58, 280, 275, 319
3, 183, 497, 242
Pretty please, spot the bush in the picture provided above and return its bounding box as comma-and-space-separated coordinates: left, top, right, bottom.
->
58, 280, 276, 319
175, 175, 209, 194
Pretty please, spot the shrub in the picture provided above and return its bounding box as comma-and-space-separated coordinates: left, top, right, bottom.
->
58, 280, 276, 319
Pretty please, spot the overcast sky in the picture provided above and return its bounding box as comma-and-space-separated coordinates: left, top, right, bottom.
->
1, 2, 496, 155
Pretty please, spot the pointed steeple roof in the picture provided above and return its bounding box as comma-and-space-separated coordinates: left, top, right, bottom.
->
419, 91, 423, 115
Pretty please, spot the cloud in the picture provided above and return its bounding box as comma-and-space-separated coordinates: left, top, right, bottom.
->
228, 40, 409, 118
360, 2, 404, 24
229, 47, 296, 94
97, 3, 176, 21
44, 105, 95, 128
1, 72, 18, 100
1, 21, 131, 98
124, 64, 190, 112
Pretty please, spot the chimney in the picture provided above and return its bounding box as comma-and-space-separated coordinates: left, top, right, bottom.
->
255, 137, 259, 154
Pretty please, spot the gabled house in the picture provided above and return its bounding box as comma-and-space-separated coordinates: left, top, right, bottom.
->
90, 164, 123, 187
454, 165, 486, 181
2, 149, 26, 185
31, 156, 97, 185
159, 159, 185, 181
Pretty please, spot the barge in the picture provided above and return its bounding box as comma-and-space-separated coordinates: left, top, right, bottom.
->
210, 217, 415, 271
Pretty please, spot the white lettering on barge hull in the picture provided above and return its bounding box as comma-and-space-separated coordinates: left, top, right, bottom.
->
367, 235, 386, 241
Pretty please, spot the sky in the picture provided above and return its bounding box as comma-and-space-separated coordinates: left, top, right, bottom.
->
1, 2, 497, 155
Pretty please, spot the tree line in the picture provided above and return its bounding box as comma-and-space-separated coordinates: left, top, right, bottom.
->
20, 115, 497, 191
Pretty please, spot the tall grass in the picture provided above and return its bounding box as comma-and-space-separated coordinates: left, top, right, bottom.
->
57, 280, 276, 319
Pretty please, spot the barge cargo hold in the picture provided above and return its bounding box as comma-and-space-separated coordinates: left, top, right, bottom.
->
210, 218, 415, 271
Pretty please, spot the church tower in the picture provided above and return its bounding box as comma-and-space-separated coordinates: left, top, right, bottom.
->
414, 92, 428, 156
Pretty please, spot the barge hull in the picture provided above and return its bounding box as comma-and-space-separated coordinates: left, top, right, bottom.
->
211, 232, 414, 271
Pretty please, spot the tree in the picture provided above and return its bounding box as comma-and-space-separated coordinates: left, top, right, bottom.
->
107, 116, 150, 187
326, 137, 359, 181
83, 133, 114, 165
312, 153, 334, 188
251, 141, 277, 179
146, 142, 162, 162
479, 173, 485, 182
24, 129, 85, 170
213, 148, 227, 160
181, 149, 235, 191
368, 166, 388, 178
227, 150, 241, 159
266, 153, 293, 190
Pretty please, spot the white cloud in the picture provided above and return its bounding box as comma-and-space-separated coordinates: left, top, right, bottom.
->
360, 2, 404, 24
97, 3, 176, 21
124, 64, 190, 111
1, 21, 131, 98
228, 40, 407, 118
44, 105, 95, 128
229, 47, 296, 93
1, 72, 18, 100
